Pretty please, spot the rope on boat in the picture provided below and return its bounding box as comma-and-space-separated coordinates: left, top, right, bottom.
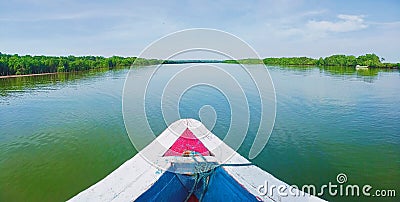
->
183, 151, 255, 202
198, 167, 213, 201
184, 172, 200, 202
183, 166, 214, 202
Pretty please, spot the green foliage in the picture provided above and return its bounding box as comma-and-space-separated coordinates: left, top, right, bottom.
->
263, 57, 317, 65
243, 53, 396, 68
317, 54, 383, 67
314, 53, 389, 67
223, 60, 239, 64
356, 54, 381, 67
132, 58, 162, 66
235, 58, 264, 64
1, 52, 397, 76
0, 53, 160, 76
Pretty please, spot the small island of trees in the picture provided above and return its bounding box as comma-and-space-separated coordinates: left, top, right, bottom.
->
227, 53, 398, 68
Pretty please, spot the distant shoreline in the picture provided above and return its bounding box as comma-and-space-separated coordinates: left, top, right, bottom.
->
1, 53, 398, 78
0, 72, 57, 79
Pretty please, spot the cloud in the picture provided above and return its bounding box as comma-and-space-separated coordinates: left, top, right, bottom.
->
1, 1, 398, 62
306, 14, 368, 33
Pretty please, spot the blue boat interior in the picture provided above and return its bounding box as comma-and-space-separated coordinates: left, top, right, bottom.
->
136, 166, 259, 202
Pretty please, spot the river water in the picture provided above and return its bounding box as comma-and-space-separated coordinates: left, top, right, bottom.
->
0, 65, 399, 201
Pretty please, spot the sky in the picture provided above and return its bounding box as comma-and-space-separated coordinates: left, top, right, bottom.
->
1, 0, 399, 62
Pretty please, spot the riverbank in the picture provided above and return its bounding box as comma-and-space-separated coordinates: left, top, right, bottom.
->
0, 53, 162, 77
0, 72, 57, 79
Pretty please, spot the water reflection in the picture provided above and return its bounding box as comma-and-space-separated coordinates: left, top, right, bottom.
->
0, 68, 122, 97
1, 66, 398, 97
267, 65, 398, 83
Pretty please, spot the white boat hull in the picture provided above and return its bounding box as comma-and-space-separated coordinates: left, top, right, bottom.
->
69, 119, 325, 201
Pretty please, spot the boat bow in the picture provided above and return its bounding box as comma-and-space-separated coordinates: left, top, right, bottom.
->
69, 119, 325, 201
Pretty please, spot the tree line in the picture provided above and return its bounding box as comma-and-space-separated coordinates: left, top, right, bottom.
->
0, 53, 162, 76
1, 52, 398, 76
226, 54, 398, 68
262, 54, 398, 68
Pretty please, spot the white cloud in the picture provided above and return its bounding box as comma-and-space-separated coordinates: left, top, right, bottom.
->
1, 1, 398, 62
306, 14, 368, 33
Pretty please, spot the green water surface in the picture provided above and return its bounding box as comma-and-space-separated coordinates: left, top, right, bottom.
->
0, 65, 399, 201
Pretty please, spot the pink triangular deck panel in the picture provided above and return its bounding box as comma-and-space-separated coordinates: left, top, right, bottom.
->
163, 128, 211, 156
